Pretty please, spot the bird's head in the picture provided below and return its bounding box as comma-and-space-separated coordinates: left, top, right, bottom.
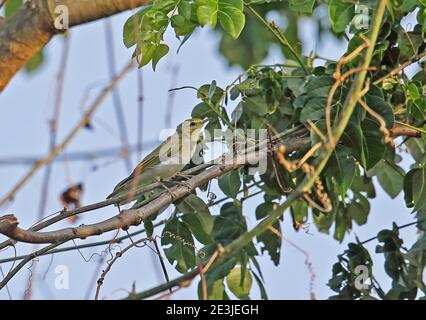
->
176, 118, 207, 134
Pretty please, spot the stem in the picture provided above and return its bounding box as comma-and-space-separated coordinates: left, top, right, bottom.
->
246, 4, 308, 74
0, 220, 166, 265
395, 120, 426, 135
0, 242, 65, 291
303, 0, 388, 192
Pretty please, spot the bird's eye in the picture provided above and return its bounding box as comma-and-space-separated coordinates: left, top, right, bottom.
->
190, 121, 195, 126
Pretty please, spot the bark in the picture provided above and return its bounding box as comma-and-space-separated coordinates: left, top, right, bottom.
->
0, 132, 309, 244
0, 0, 147, 91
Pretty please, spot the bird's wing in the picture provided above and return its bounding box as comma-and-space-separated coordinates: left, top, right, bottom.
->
110, 134, 175, 193
133, 134, 174, 173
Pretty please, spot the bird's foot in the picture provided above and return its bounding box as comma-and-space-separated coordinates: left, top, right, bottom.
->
158, 181, 177, 202
171, 172, 194, 181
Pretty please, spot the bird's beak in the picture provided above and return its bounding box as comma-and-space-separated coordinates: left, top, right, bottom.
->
202, 119, 208, 124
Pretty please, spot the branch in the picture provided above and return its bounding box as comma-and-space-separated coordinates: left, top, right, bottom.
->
390, 122, 422, 138
0, 162, 212, 251
95, 237, 149, 300
0, 0, 147, 91
0, 133, 309, 244
0, 241, 65, 290
124, 268, 199, 300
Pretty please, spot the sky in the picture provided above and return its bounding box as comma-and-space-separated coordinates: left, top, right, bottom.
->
0, 8, 422, 300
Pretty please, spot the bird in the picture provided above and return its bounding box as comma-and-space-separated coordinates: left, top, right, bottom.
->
107, 118, 206, 204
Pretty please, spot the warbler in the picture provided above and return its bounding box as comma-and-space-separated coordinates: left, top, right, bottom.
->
107, 118, 206, 203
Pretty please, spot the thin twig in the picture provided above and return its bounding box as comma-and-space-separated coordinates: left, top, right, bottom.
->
245, 4, 308, 74
95, 237, 149, 300
0, 60, 135, 208
0, 242, 65, 290
151, 237, 171, 292
24, 34, 71, 300
136, 69, 144, 160
199, 264, 207, 300
0, 143, 157, 166
0, 265, 12, 300
0, 220, 166, 264
373, 51, 426, 85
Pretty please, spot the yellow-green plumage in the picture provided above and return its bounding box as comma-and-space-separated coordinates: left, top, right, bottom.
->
107, 118, 205, 203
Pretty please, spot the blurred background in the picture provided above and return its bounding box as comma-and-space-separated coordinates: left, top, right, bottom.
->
0, 6, 420, 300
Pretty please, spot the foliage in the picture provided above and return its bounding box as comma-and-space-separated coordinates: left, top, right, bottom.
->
118, 0, 426, 300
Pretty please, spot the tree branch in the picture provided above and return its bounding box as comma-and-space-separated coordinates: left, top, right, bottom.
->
0, 60, 134, 208
0, 0, 147, 91
0, 220, 166, 264
0, 133, 309, 244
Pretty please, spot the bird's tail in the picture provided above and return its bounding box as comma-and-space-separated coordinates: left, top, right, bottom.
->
106, 175, 134, 204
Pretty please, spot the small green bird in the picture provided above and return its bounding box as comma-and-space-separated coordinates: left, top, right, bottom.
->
107, 118, 206, 203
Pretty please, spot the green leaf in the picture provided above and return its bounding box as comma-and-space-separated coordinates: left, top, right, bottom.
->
334, 205, 351, 242
205, 119, 222, 137
171, 14, 197, 36
251, 271, 268, 300
226, 266, 252, 299
218, 170, 241, 198
306, 75, 334, 99
213, 201, 247, 241
255, 201, 276, 220
144, 219, 154, 237
152, 44, 169, 70
196, 0, 218, 26
404, 167, 426, 213
243, 95, 269, 116
140, 44, 157, 67
365, 95, 394, 129
257, 221, 282, 265
397, 0, 419, 13
300, 97, 327, 122
5, 0, 23, 18
205, 257, 237, 287
219, 14, 271, 69
407, 83, 426, 121
291, 200, 309, 223
341, 121, 364, 166
176, 194, 214, 243
328, 0, 354, 33
348, 193, 370, 226
196, 0, 245, 39
123, 7, 152, 48
181, 213, 214, 244
326, 146, 356, 196
398, 27, 424, 62
198, 278, 230, 299
314, 209, 335, 234
361, 119, 386, 170
191, 102, 218, 120
198, 83, 225, 105
289, 0, 316, 14
24, 51, 44, 73
218, 6, 245, 39
161, 217, 196, 273
367, 160, 405, 199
